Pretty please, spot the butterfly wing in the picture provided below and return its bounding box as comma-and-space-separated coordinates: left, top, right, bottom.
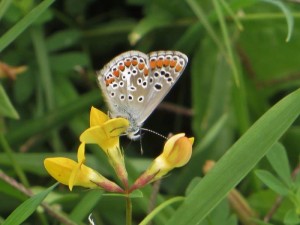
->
96, 51, 151, 131
136, 50, 188, 124
96, 50, 188, 138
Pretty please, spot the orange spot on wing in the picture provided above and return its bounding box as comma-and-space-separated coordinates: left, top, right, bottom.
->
138, 63, 145, 70
156, 59, 163, 68
170, 60, 177, 68
119, 65, 125, 71
163, 59, 170, 67
105, 78, 115, 86
175, 64, 183, 72
150, 60, 156, 69
113, 70, 120, 77
125, 60, 131, 67
143, 68, 149, 76
132, 60, 138, 66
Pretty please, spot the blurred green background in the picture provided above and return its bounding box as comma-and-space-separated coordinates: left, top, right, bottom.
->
1, 0, 300, 224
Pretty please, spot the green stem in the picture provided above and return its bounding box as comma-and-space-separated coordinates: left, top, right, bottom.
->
126, 195, 132, 225
0, 134, 29, 187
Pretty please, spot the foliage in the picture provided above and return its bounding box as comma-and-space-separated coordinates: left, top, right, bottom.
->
0, 0, 300, 224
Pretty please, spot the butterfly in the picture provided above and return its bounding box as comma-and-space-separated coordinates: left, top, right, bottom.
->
97, 50, 188, 140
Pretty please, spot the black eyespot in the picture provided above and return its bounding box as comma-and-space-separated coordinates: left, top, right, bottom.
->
120, 95, 125, 100
149, 77, 153, 83
138, 96, 144, 102
119, 81, 124, 87
154, 83, 162, 91
128, 95, 133, 101
167, 78, 173, 82
142, 81, 147, 87
110, 92, 115, 97
137, 78, 142, 85
132, 69, 137, 75
154, 72, 159, 77
165, 72, 170, 78
112, 83, 118, 88
161, 71, 165, 75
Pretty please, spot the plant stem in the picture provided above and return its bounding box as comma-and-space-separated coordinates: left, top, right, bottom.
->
126, 195, 132, 225
0, 134, 29, 187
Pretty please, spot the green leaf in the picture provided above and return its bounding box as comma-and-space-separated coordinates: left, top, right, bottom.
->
0, 0, 55, 52
284, 209, 300, 225
0, 83, 19, 119
256, 169, 289, 195
261, 0, 294, 42
0, 0, 13, 22
166, 88, 300, 225
128, 15, 171, 45
2, 183, 58, 225
266, 142, 292, 187
139, 197, 185, 225
70, 190, 103, 223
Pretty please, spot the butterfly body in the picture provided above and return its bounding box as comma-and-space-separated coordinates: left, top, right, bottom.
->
97, 50, 188, 140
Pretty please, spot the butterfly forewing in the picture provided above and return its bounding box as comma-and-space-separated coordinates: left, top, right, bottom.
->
96, 50, 188, 139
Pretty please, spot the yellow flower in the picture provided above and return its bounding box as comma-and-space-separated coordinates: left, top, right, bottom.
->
44, 143, 123, 193
130, 133, 194, 191
80, 107, 130, 187
80, 107, 129, 153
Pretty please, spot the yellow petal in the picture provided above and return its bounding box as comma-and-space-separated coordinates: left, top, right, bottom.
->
80, 118, 129, 152
102, 118, 129, 137
162, 133, 185, 157
80, 126, 105, 144
69, 163, 81, 191
90, 106, 109, 127
44, 157, 77, 185
77, 142, 86, 163
44, 157, 101, 189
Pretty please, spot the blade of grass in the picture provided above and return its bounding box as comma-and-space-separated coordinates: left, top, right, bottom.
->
212, 0, 240, 87
219, 0, 243, 31
166, 88, 300, 225
0, 0, 55, 52
0, 0, 13, 22
186, 0, 225, 55
0, 83, 19, 119
2, 183, 58, 225
261, 0, 294, 42
6, 90, 101, 145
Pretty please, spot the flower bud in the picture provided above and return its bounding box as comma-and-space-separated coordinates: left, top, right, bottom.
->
130, 133, 193, 191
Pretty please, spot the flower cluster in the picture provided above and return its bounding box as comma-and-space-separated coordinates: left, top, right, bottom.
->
44, 107, 194, 193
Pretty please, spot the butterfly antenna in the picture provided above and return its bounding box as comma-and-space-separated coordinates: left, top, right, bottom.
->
140, 128, 168, 140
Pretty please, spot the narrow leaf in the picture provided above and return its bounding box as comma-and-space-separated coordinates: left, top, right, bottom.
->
266, 142, 292, 187
255, 170, 289, 195
0, 0, 55, 52
2, 183, 58, 225
166, 88, 300, 225
0, 83, 19, 119
261, 0, 294, 42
